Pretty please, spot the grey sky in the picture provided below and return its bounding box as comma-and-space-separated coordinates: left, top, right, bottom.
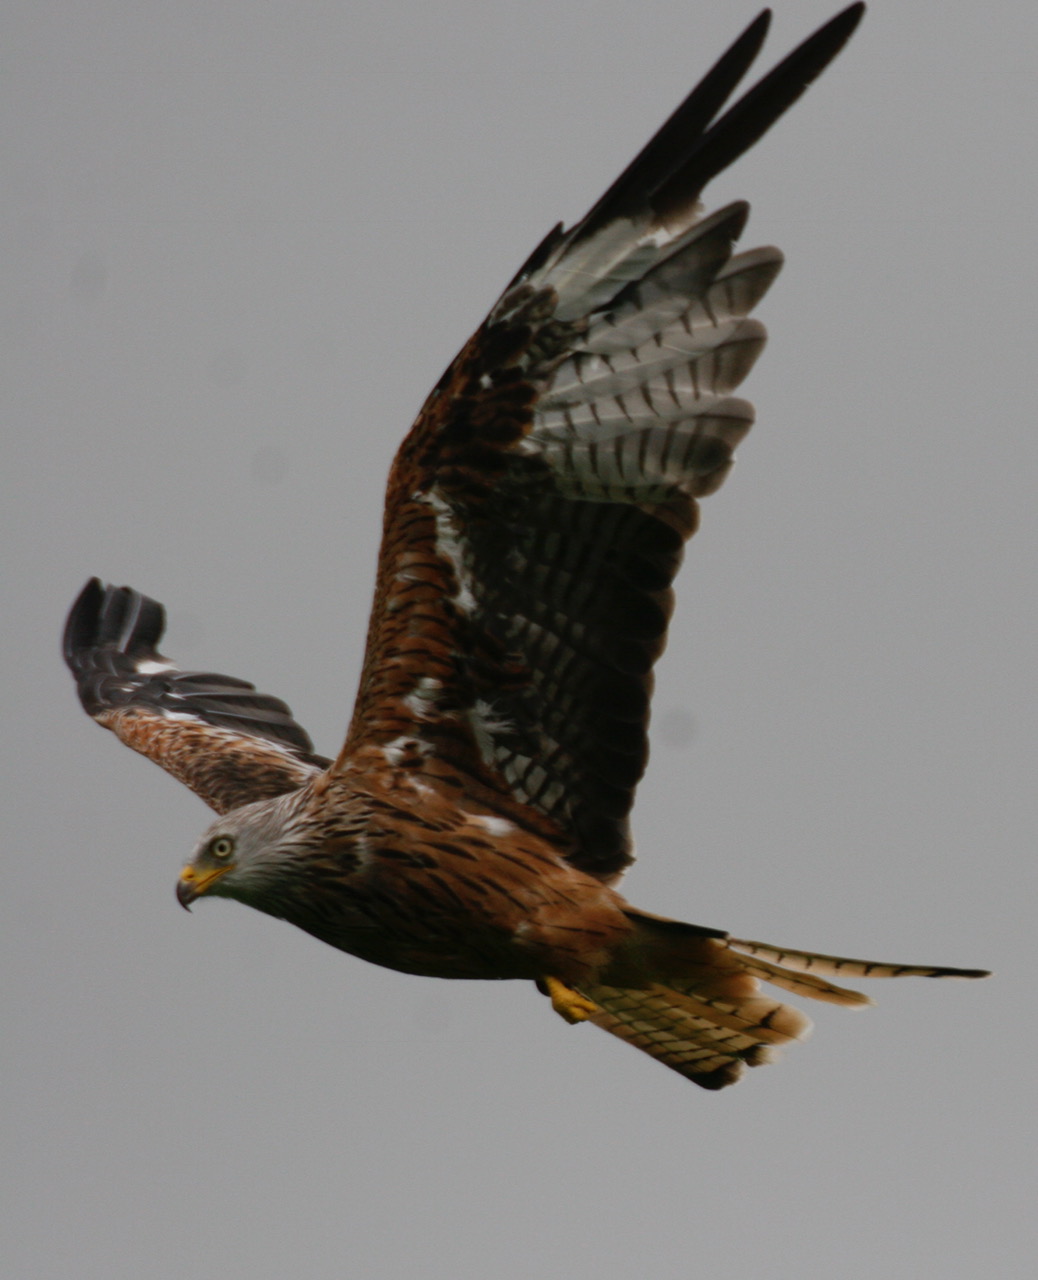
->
4, 2, 1034, 1277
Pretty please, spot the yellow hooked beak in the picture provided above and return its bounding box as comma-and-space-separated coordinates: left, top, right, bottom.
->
176, 864, 231, 910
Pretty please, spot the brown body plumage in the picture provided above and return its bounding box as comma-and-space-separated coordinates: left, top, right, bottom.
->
219, 770, 635, 984
63, 6, 988, 1090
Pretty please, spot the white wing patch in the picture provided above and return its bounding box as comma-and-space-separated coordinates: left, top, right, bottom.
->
424, 489, 477, 616
467, 814, 516, 838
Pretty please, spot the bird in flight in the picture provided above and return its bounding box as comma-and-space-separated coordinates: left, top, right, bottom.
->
64, 4, 987, 1089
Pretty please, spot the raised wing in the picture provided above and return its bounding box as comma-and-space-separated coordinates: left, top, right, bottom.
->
338, 7, 865, 879
64, 578, 329, 814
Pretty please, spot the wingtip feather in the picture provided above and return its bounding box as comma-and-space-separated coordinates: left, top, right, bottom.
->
62, 577, 104, 664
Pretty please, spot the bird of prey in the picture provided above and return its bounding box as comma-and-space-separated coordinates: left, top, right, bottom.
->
64, 4, 987, 1090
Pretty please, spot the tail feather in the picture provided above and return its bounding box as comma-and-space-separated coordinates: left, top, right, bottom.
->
723, 948, 874, 1008
729, 938, 991, 983
584, 980, 806, 1090
581, 922, 989, 1089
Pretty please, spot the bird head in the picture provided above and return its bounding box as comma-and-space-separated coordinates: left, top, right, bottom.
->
176, 794, 304, 910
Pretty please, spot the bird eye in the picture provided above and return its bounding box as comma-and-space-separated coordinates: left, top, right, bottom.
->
209, 836, 235, 859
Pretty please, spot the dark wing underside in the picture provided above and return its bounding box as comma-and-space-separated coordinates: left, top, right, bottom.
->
337, 7, 865, 879
64, 578, 328, 814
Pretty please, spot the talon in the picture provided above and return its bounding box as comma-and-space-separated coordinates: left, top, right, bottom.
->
543, 975, 599, 1024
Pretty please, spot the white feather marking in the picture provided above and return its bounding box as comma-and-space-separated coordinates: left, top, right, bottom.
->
423, 490, 477, 615
467, 697, 517, 770
353, 832, 374, 868
467, 814, 516, 838
473, 698, 514, 735
402, 676, 441, 720
381, 735, 431, 767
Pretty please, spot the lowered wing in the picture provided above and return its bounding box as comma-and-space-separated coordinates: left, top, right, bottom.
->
64, 578, 329, 814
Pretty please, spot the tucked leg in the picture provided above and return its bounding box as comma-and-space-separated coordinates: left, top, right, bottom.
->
541, 975, 600, 1024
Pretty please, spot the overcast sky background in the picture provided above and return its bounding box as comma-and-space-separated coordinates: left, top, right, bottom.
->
3, 2, 1035, 1277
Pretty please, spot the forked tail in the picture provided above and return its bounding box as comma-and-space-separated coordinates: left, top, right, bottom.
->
581, 915, 988, 1089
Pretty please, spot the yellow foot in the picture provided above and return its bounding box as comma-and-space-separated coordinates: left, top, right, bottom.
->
542, 976, 599, 1025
